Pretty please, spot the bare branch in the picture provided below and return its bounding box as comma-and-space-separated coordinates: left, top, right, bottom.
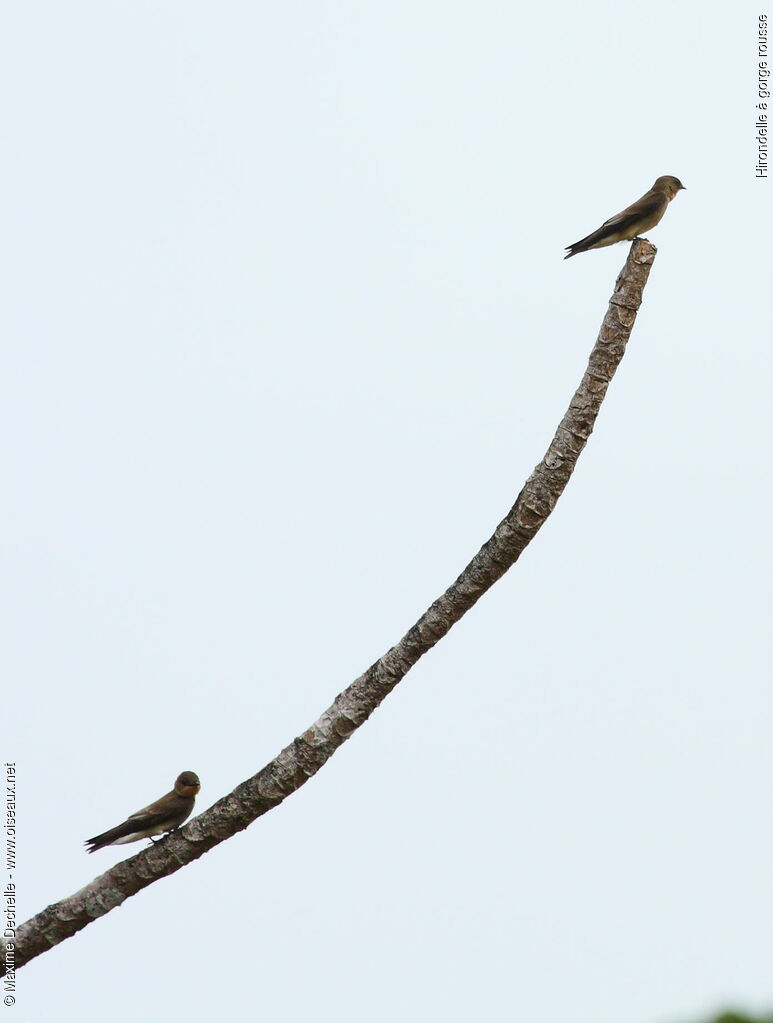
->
6, 239, 657, 973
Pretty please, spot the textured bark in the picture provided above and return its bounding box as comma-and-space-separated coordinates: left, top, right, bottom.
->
5, 239, 656, 973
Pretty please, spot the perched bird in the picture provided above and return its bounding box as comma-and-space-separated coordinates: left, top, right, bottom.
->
564, 175, 685, 258
85, 771, 201, 853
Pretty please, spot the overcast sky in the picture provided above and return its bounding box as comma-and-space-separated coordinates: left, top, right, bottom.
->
3, 3, 771, 1022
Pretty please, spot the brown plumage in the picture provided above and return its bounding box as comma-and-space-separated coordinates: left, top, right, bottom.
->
85, 771, 201, 853
564, 175, 685, 258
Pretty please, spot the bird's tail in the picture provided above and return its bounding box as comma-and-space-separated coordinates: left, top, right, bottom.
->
84, 821, 136, 853
564, 228, 606, 259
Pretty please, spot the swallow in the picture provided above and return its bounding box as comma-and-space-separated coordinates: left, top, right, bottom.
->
85, 771, 201, 853
564, 175, 685, 258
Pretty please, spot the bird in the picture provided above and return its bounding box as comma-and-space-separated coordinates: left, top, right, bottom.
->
564, 175, 685, 258
85, 771, 201, 853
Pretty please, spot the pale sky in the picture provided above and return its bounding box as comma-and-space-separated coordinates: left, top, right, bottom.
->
3, 3, 771, 1022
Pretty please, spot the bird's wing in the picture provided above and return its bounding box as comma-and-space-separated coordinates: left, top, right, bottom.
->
86, 797, 192, 850
125, 805, 184, 831
128, 789, 178, 820
599, 190, 665, 232
87, 813, 164, 846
